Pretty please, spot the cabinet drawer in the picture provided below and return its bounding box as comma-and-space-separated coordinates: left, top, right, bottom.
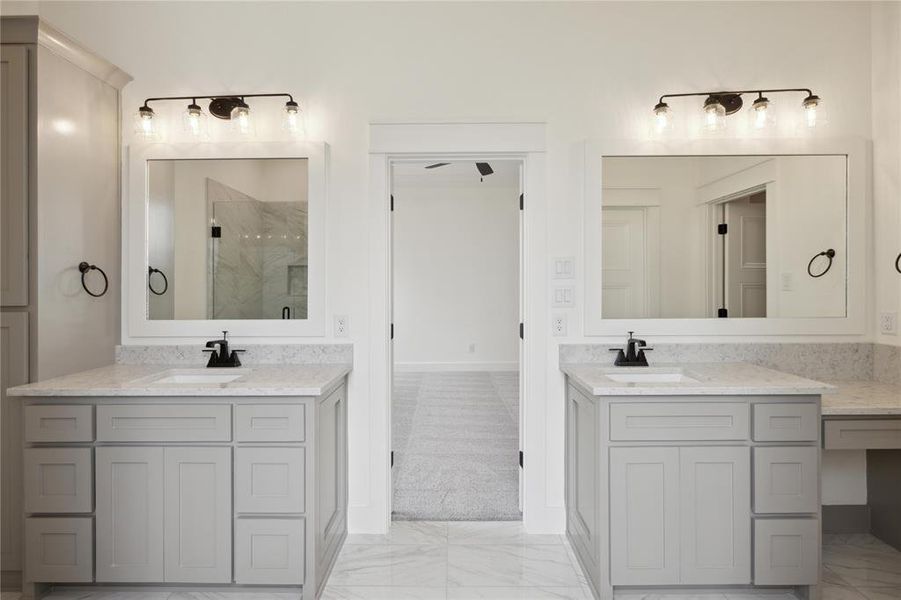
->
97, 404, 231, 442
754, 518, 818, 585
235, 404, 305, 442
25, 517, 93, 582
235, 447, 305, 513
24, 405, 94, 442
754, 447, 818, 514
610, 402, 749, 441
753, 403, 818, 442
24, 448, 93, 514
234, 518, 305, 584
823, 419, 901, 449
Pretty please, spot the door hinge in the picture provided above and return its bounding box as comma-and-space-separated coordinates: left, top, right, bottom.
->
391, 451, 395, 467
519, 450, 523, 468
519, 322, 524, 340
717, 223, 728, 235
391, 323, 394, 340
717, 308, 728, 318
390, 194, 394, 212
211, 225, 222, 238
519, 193, 524, 210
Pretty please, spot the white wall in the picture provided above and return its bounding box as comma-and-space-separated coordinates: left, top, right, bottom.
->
393, 180, 519, 370
872, 1, 901, 346
1, 0, 880, 532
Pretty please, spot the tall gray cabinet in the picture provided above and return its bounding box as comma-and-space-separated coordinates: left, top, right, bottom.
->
0, 16, 130, 589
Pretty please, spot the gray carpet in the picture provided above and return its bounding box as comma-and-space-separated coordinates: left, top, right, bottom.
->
392, 371, 521, 521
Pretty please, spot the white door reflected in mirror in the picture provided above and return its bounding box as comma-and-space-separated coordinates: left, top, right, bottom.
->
600, 154, 847, 319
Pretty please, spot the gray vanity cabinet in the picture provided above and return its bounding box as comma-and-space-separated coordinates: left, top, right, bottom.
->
21, 380, 348, 600
565, 381, 821, 599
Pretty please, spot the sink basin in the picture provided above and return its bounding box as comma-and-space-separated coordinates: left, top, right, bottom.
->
145, 369, 250, 385
605, 372, 699, 384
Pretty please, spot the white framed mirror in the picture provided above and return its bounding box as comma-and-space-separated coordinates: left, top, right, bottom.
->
583, 137, 868, 336
125, 142, 328, 338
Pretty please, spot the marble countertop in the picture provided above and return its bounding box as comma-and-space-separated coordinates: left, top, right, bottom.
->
561, 362, 833, 396
822, 380, 901, 416
6, 363, 351, 397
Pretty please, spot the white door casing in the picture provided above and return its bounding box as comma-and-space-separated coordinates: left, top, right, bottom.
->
368, 123, 551, 533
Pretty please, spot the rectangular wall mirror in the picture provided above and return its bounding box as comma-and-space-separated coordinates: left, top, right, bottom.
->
126, 142, 327, 340
600, 155, 847, 319
583, 139, 867, 337
147, 158, 309, 321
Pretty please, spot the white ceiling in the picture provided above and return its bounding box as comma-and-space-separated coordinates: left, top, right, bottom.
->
393, 160, 520, 188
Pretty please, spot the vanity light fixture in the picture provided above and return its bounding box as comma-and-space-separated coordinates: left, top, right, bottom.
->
134, 93, 302, 140
182, 101, 208, 139
651, 88, 824, 133
134, 105, 158, 140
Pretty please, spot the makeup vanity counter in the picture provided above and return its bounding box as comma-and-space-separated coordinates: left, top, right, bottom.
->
6, 362, 351, 600
561, 362, 831, 600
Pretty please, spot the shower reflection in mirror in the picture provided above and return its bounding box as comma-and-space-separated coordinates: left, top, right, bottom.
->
146, 157, 309, 320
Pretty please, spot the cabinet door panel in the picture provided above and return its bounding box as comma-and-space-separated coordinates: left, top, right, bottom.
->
24, 448, 93, 514
25, 517, 92, 583
1, 45, 29, 306
317, 386, 347, 570
95, 447, 164, 582
680, 446, 751, 584
610, 446, 679, 585
164, 447, 231, 583
754, 446, 818, 514
1, 312, 28, 570
235, 447, 305, 514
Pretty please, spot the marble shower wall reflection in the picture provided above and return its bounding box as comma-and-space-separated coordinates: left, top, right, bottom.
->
209, 179, 308, 319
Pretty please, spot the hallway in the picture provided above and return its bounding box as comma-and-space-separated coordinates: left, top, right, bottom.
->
392, 372, 520, 521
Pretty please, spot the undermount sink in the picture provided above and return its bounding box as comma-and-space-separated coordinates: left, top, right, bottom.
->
604, 371, 699, 384
146, 369, 250, 385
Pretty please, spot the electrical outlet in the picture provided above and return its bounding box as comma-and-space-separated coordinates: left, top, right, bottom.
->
334, 315, 349, 337
468, 343, 476, 354
552, 314, 567, 337
880, 312, 897, 335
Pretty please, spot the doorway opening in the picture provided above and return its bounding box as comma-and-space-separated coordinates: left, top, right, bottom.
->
390, 159, 523, 521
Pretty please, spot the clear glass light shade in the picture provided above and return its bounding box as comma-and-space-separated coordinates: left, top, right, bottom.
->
133, 108, 158, 140
231, 105, 254, 137
283, 103, 305, 137
749, 98, 775, 131
652, 103, 673, 134
182, 105, 208, 139
701, 101, 726, 132
802, 96, 827, 128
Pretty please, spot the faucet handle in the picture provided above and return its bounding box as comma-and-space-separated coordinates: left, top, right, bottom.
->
222, 330, 229, 340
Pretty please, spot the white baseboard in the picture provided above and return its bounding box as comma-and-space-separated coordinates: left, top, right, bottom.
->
394, 361, 519, 372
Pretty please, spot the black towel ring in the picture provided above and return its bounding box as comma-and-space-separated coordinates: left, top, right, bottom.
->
148, 266, 169, 296
78, 262, 108, 297
895, 252, 901, 274
807, 249, 836, 278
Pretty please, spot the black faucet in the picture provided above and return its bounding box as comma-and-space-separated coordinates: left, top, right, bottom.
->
203, 331, 245, 368
609, 331, 652, 367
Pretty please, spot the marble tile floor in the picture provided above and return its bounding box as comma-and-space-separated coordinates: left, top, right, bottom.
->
12, 528, 901, 600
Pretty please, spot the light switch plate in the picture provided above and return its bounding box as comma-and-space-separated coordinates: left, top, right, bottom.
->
552, 257, 575, 279
552, 285, 575, 308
